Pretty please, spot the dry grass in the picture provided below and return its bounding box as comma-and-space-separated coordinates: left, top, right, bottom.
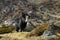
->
27, 23, 49, 37
0, 32, 60, 40
0, 23, 60, 40
0, 32, 29, 39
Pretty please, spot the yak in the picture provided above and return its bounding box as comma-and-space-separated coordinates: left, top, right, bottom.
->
15, 12, 29, 32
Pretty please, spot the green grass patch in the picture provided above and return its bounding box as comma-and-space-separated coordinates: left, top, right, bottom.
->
0, 25, 15, 34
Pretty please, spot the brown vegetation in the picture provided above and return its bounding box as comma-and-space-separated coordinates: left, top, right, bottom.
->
27, 22, 49, 37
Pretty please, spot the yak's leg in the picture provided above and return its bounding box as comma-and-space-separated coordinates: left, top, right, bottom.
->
20, 26, 23, 32
20, 28, 24, 32
16, 27, 20, 32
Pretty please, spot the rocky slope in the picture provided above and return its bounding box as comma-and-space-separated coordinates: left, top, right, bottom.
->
0, 0, 60, 23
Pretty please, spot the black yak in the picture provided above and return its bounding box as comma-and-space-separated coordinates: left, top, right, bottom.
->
15, 12, 29, 32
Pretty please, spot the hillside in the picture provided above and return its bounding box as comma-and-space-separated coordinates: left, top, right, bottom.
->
0, 0, 60, 40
